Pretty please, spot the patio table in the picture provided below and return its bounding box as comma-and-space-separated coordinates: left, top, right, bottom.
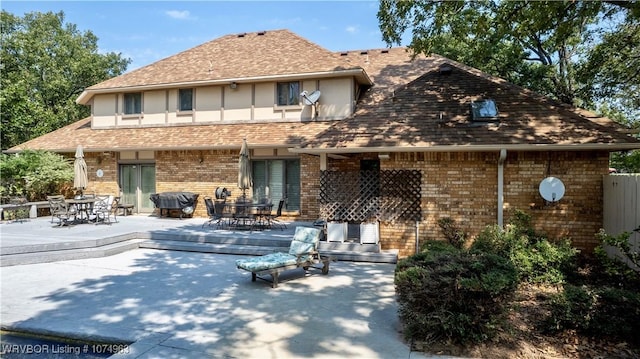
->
223, 202, 272, 231
67, 197, 97, 223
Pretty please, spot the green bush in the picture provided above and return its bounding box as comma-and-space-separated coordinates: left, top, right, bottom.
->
437, 217, 467, 249
0, 150, 73, 201
594, 229, 640, 285
395, 242, 518, 344
471, 210, 577, 284
546, 284, 640, 345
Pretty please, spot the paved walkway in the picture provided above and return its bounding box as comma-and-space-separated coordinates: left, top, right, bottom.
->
0, 217, 457, 358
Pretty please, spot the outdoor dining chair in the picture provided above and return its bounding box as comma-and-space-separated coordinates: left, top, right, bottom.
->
202, 196, 223, 228
46, 195, 76, 227
267, 199, 287, 230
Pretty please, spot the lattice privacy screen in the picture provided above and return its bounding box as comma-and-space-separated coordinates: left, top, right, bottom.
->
319, 169, 422, 222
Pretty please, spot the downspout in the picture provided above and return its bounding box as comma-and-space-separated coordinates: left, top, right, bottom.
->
498, 149, 507, 227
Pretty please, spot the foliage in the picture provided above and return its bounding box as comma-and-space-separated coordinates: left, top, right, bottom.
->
377, 1, 639, 142
546, 284, 640, 345
471, 210, 578, 284
437, 217, 467, 249
395, 243, 518, 344
0, 150, 73, 201
594, 229, 640, 282
0, 10, 130, 150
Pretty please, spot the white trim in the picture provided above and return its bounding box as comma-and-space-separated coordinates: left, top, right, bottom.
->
76, 68, 372, 105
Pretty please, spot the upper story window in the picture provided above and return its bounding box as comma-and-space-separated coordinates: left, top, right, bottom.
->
179, 88, 193, 111
277, 81, 300, 106
124, 93, 142, 115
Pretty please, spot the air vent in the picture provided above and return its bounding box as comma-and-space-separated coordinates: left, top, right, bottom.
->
257, 31, 266, 36
340, 52, 348, 56
237, 33, 246, 38
360, 51, 368, 55
470, 100, 499, 121
439, 64, 452, 75
381, 49, 389, 54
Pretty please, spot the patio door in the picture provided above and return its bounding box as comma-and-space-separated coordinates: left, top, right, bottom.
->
120, 164, 156, 213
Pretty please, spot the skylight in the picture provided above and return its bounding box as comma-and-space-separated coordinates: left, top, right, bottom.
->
470, 99, 498, 121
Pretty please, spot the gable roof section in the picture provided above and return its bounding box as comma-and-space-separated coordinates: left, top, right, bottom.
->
293, 55, 640, 153
77, 30, 370, 104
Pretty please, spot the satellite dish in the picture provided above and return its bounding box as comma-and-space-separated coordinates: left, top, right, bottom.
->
539, 177, 565, 202
301, 90, 321, 105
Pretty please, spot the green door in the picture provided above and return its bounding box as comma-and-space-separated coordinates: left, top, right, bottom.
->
120, 164, 156, 213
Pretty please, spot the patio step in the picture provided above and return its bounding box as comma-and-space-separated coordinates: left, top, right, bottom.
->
1, 239, 145, 266
139, 239, 398, 264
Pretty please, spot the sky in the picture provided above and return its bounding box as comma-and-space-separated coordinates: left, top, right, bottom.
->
3, 1, 398, 71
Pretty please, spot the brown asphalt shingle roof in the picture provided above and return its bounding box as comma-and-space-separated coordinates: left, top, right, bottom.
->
9, 30, 639, 153
86, 29, 359, 91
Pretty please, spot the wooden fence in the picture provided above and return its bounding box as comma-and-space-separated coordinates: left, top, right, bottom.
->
603, 174, 639, 267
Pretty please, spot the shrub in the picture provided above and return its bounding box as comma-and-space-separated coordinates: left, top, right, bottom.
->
594, 229, 640, 285
0, 150, 73, 200
437, 217, 467, 249
395, 242, 518, 344
471, 210, 577, 284
546, 284, 640, 345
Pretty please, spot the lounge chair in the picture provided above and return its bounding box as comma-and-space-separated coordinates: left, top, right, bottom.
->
235, 226, 330, 288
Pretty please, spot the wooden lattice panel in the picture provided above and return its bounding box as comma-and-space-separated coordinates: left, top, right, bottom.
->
319, 170, 421, 222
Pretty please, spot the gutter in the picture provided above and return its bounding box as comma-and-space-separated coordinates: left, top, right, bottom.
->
497, 149, 507, 227
289, 142, 640, 153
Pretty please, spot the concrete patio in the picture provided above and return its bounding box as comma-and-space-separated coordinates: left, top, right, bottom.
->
0, 215, 456, 358
0, 215, 398, 267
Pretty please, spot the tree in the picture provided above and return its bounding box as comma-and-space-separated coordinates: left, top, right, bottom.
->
377, 0, 638, 108
378, 0, 640, 172
0, 11, 130, 150
0, 150, 74, 201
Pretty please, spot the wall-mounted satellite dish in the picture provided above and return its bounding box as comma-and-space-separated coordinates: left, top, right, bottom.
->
539, 176, 565, 202
301, 90, 321, 105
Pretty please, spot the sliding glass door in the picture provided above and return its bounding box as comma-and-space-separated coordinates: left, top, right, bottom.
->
252, 159, 300, 211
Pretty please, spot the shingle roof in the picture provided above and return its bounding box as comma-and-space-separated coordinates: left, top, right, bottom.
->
10, 117, 334, 153
81, 29, 363, 93
9, 30, 639, 154
295, 51, 640, 152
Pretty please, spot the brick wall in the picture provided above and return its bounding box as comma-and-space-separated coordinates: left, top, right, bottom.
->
377, 150, 609, 257
85, 148, 609, 256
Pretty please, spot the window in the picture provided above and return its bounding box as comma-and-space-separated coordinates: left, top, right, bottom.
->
179, 88, 193, 111
470, 99, 498, 121
252, 159, 300, 211
276, 81, 300, 106
123, 93, 142, 115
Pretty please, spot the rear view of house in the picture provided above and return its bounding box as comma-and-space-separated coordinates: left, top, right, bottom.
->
10, 29, 640, 256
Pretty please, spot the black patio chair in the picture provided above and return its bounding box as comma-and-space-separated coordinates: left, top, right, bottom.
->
268, 199, 287, 230
202, 196, 223, 228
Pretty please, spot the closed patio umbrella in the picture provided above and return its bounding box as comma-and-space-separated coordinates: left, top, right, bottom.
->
238, 138, 252, 199
73, 145, 88, 197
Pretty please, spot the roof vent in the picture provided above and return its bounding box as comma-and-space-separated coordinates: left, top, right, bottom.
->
360, 51, 368, 55
470, 99, 499, 121
237, 33, 246, 38
381, 49, 389, 54
340, 52, 348, 56
439, 64, 452, 75
257, 31, 266, 36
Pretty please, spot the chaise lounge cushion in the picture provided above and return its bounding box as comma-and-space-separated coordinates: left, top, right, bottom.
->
236, 252, 298, 272
235, 227, 322, 272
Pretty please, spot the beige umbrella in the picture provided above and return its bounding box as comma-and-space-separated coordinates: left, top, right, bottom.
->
73, 145, 88, 197
238, 138, 252, 199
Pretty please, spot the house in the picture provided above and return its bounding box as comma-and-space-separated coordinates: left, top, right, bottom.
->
10, 29, 640, 257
